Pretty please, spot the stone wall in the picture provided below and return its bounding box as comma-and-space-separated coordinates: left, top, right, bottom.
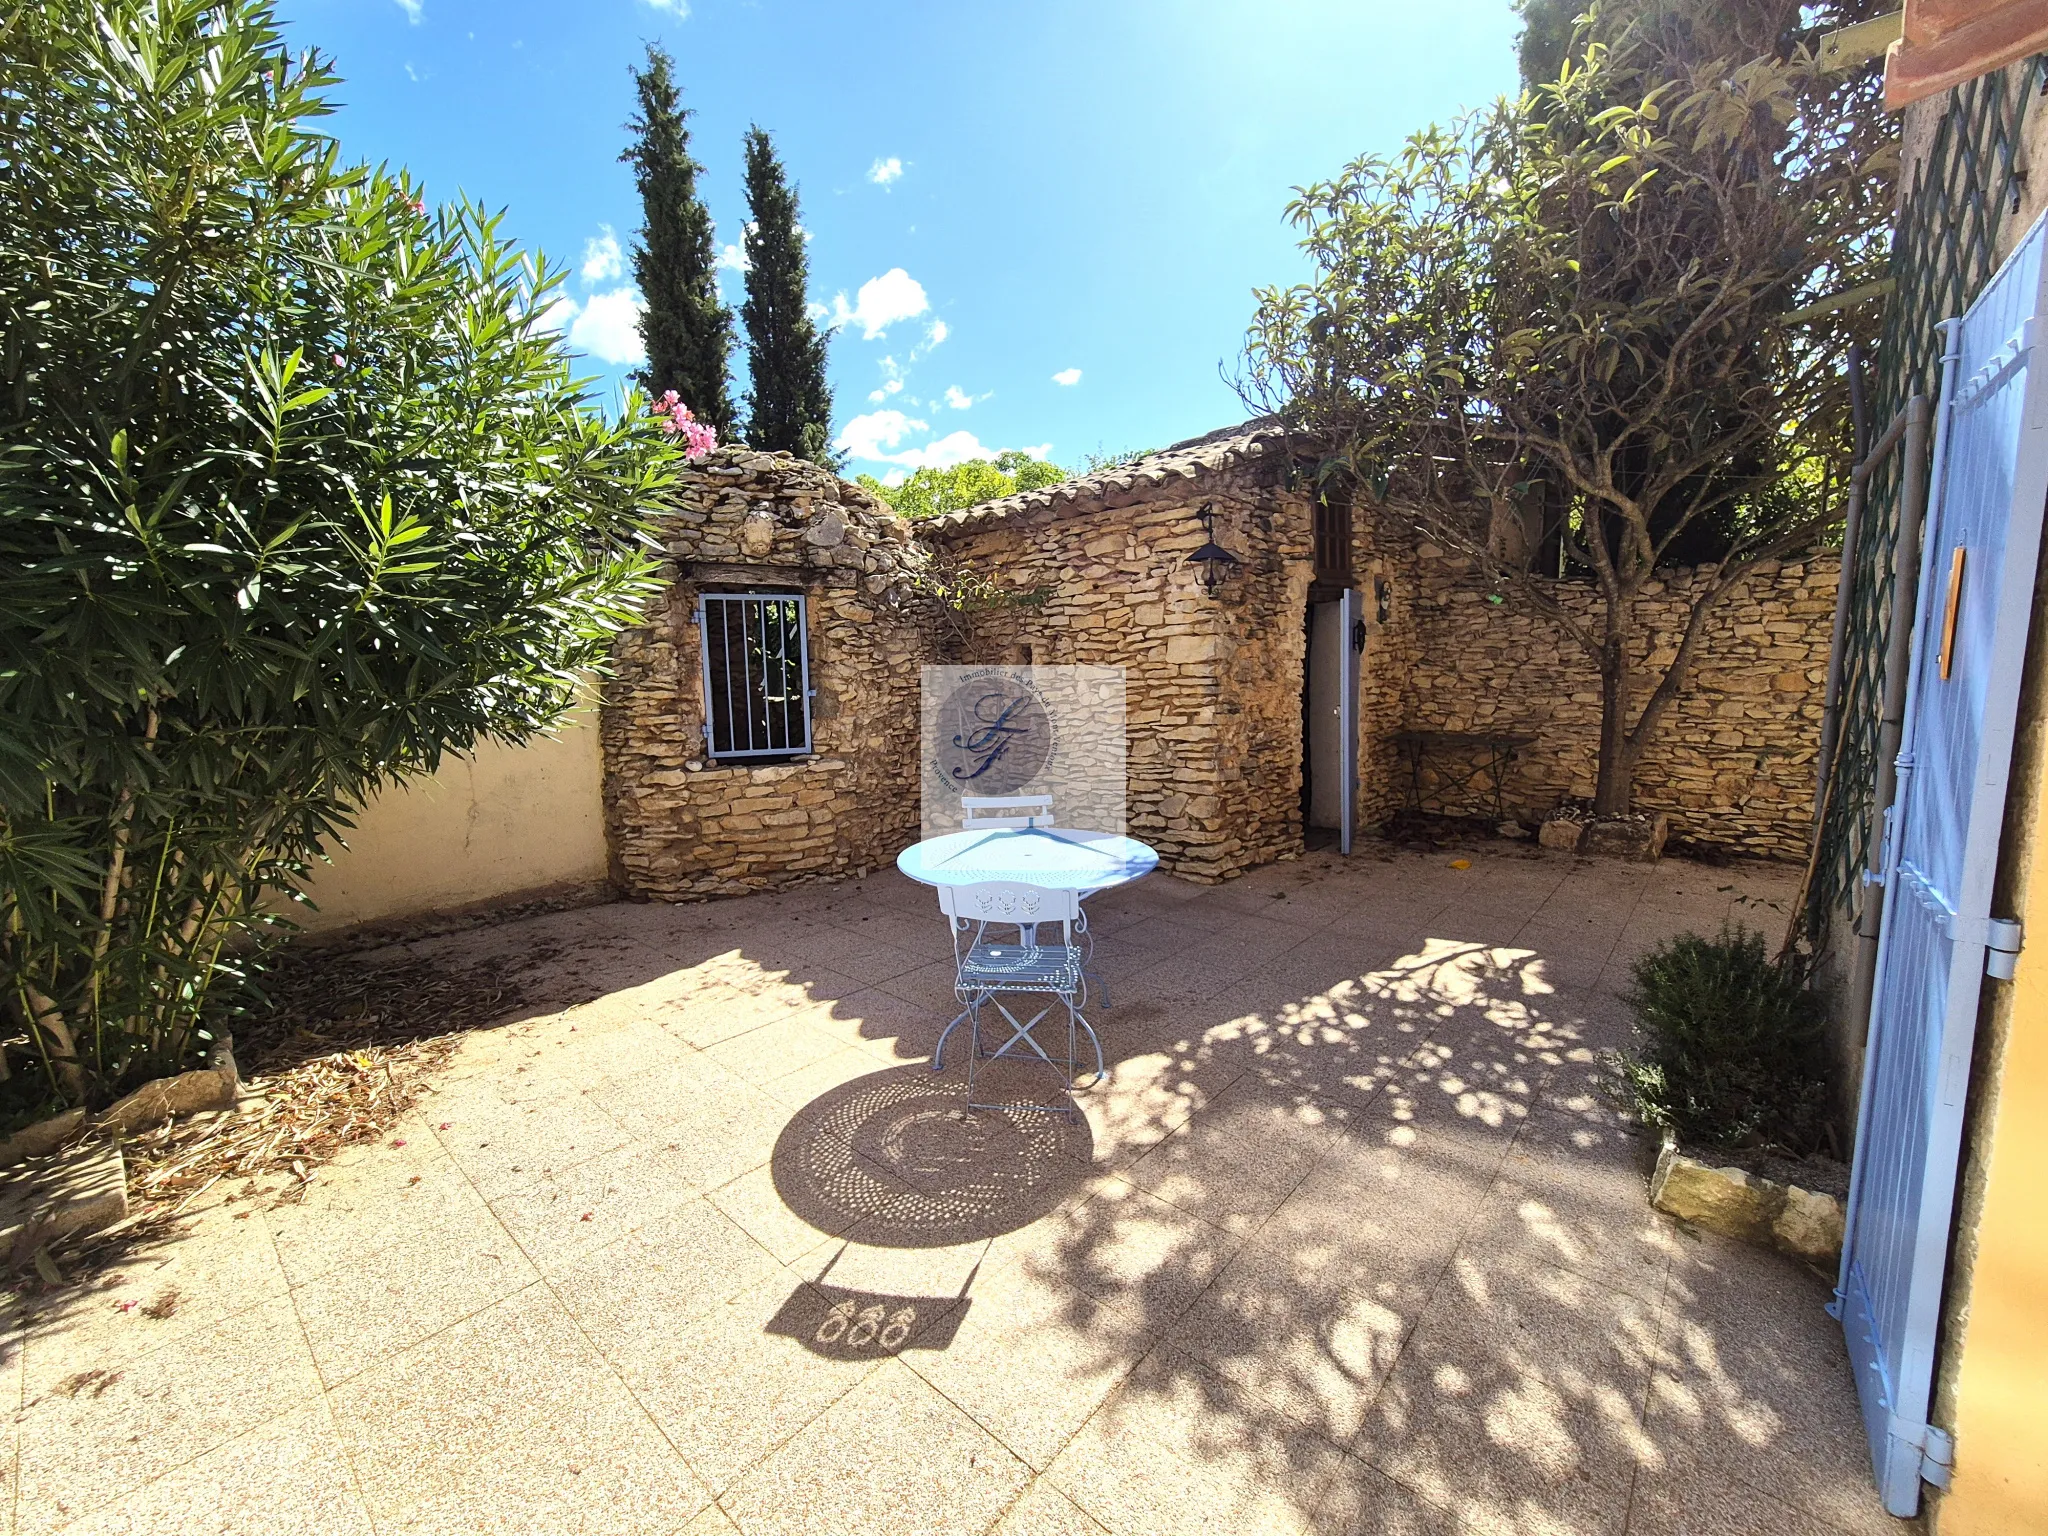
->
1392, 546, 1838, 858
600, 449, 940, 900
919, 430, 1316, 881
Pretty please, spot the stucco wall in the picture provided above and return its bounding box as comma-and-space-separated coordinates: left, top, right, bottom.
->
294, 708, 610, 934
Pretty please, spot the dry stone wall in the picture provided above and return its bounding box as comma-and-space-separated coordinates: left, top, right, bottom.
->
601, 449, 940, 900
1392, 545, 1838, 858
921, 444, 1314, 882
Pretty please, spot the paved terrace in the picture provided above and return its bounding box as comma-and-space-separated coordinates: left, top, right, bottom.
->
11, 846, 1905, 1535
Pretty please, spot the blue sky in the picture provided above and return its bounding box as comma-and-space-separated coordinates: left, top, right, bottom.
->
278, 0, 1524, 481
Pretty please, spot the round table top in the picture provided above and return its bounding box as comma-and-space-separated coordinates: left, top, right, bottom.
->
895, 827, 1159, 892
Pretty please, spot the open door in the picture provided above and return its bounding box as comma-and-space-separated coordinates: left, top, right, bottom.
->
1306, 588, 1361, 853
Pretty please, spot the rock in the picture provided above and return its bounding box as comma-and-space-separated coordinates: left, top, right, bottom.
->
1580, 812, 1670, 862
1650, 1134, 1844, 1266
1538, 818, 1584, 852
803, 508, 847, 549
0, 1108, 87, 1169
95, 1035, 239, 1137
1773, 1185, 1846, 1265
738, 512, 776, 557
2, 1138, 127, 1266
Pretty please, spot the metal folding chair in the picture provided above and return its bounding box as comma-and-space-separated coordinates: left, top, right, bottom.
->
931, 880, 1103, 1115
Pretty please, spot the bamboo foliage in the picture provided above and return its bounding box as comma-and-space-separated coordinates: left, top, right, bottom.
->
0, 0, 680, 1105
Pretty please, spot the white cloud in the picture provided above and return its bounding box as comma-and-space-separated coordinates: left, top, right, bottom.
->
1052, 367, 1082, 387
834, 409, 928, 462
829, 268, 928, 340
806, 300, 831, 323
867, 378, 904, 404
640, 0, 689, 13
567, 288, 647, 366
582, 227, 623, 284
941, 385, 979, 411
880, 468, 908, 488
717, 222, 754, 274
868, 157, 904, 186
394, 0, 422, 22
925, 319, 948, 349
536, 292, 580, 334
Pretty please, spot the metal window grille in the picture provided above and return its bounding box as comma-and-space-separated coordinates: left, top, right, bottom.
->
696, 592, 813, 759
1803, 57, 2048, 951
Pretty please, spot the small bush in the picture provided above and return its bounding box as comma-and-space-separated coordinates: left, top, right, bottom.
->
1616, 925, 1831, 1156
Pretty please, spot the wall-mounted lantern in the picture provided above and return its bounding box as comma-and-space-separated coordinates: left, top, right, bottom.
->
1187, 504, 1242, 593
1375, 577, 1393, 625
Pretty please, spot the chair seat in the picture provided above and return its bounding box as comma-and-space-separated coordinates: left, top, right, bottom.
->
957, 942, 1083, 991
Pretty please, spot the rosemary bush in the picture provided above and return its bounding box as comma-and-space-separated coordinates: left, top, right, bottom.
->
0, 0, 678, 1109
1616, 925, 1832, 1156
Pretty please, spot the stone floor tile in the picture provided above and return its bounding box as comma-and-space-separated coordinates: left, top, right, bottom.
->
1350, 1342, 1647, 1536
52, 1401, 372, 1536
1625, 1456, 1908, 1536
326, 1282, 644, 1523
291, 1200, 539, 1385
701, 1012, 851, 1087
704, 1162, 855, 1264
904, 1264, 1151, 1470
1643, 1242, 1883, 1532
1161, 1259, 1415, 1444
17, 1294, 321, 1535
1309, 1455, 1460, 1535
15, 1203, 289, 1380
1403, 1253, 1660, 1419
1046, 1360, 1349, 1536
427, 1083, 634, 1206
760, 1045, 898, 1113
263, 1137, 486, 1287
1455, 1159, 1678, 1309
373, 1418, 710, 1536
486, 1137, 710, 1275
722, 1357, 1032, 1536
611, 1268, 888, 1497
988, 1479, 1112, 1536
549, 1197, 784, 1355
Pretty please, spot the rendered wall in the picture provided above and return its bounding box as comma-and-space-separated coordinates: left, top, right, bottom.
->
294, 709, 610, 934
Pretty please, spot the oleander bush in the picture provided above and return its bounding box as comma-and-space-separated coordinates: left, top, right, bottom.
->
0, 0, 682, 1110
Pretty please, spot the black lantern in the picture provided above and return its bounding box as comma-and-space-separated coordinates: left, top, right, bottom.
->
1187, 504, 1241, 592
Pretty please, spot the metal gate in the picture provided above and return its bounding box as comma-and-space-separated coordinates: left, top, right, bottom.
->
1835, 211, 2048, 1517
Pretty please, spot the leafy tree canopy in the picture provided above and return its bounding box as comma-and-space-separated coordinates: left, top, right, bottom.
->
739, 127, 834, 465
1242, 0, 1895, 814
857, 453, 1066, 519
623, 45, 736, 434
0, 0, 681, 1105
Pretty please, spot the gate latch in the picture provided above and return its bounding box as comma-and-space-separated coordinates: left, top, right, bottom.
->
1986, 918, 2024, 980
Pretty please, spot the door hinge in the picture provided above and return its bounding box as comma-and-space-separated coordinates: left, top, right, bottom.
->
1922, 1425, 1955, 1489
1987, 917, 2024, 980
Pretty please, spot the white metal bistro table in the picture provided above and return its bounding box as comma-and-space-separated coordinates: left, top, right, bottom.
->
894, 826, 1159, 894
897, 827, 1157, 1097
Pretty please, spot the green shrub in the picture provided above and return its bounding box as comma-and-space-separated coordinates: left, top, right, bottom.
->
0, 0, 682, 1106
1616, 925, 1831, 1155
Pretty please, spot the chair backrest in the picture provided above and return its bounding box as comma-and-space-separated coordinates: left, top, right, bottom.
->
961, 794, 1054, 830
937, 880, 1079, 946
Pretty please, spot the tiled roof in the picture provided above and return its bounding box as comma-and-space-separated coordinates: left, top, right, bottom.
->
919, 416, 1297, 535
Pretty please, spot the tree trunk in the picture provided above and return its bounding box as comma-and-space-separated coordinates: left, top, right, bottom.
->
1593, 632, 1636, 817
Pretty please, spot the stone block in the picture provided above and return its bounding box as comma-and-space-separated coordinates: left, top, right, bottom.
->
2, 1138, 127, 1265
1649, 1135, 1845, 1267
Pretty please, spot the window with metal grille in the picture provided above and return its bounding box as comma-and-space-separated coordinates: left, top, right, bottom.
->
696, 592, 813, 759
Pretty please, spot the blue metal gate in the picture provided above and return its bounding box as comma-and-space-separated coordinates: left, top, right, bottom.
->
1835, 211, 2048, 1517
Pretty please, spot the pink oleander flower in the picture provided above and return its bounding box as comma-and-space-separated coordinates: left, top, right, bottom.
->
331, 352, 345, 368
654, 394, 716, 459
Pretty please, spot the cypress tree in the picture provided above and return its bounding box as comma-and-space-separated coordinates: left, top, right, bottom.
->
620, 45, 735, 433
739, 126, 834, 463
